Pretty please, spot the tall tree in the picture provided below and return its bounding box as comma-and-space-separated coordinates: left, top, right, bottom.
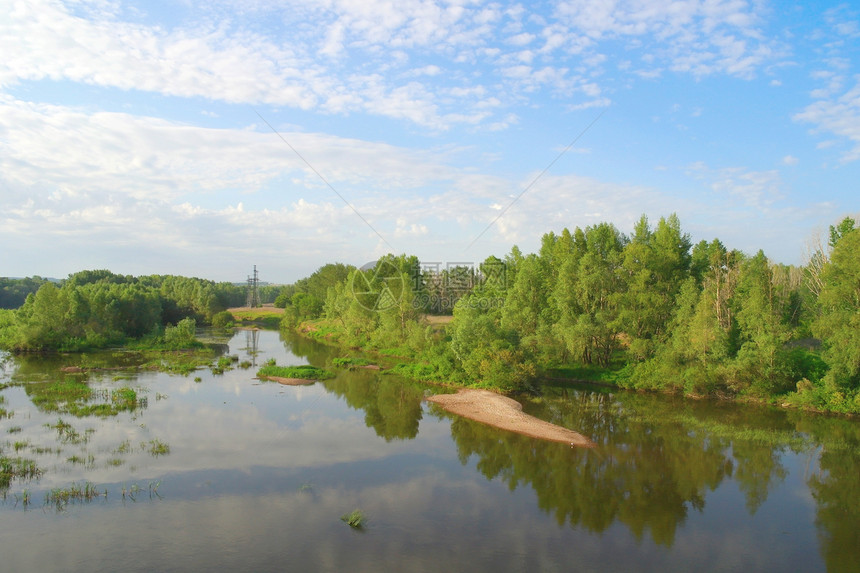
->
814, 224, 860, 405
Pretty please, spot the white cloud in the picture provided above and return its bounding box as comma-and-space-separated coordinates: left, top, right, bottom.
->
553, 0, 779, 79
686, 162, 784, 209
0, 0, 786, 135
794, 77, 860, 162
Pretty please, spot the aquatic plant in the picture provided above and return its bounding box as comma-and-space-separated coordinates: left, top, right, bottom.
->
46, 482, 106, 509
27, 380, 143, 417
0, 456, 43, 489
145, 439, 170, 456
122, 480, 161, 501
340, 509, 367, 529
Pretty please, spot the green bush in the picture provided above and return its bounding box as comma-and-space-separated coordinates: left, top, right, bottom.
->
163, 318, 197, 349
211, 310, 234, 328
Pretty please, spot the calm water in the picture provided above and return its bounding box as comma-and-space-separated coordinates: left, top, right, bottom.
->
1, 329, 858, 572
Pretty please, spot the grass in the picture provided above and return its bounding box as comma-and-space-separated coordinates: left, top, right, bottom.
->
332, 357, 374, 368
340, 509, 367, 529
211, 354, 239, 374
67, 454, 95, 465
45, 482, 106, 508
47, 418, 91, 444
144, 348, 217, 375
114, 439, 133, 454
122, 481, 161, 501
228, 306, 284, 326
144, 439, 170, 456
26, 380, 143, 417
0, 456, 43, 489
257, 364, 335, 380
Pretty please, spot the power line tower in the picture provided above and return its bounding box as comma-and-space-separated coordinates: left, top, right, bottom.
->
246, 265, 260, 308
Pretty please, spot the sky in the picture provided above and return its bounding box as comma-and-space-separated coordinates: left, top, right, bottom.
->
1, 0, 859, 284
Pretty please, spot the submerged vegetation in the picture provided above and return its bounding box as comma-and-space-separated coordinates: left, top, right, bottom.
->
26, 380, 143, 417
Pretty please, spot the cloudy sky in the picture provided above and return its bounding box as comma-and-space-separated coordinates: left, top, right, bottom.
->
1, 0, 858, 283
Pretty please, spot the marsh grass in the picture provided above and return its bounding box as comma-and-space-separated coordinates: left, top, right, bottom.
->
340, 509, 367, 529
47, 418, 91, 444
211, 355, 238, 375
122, 480, 161, 501
46, 482, 106, 509
144, 439, 170, 456
14, 489, 31, 507
67, 453, 95, 466
0, 456, 43, 489
27, 380, 143, 417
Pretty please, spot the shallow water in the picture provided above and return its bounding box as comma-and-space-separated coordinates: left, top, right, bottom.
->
1, 329, 858, 572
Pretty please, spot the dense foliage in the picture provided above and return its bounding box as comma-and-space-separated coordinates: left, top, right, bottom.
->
291, 214, 860, 413
0, 276, 51, 309
0, 270, 248, 351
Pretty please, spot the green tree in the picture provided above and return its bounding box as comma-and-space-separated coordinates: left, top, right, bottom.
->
728, 251, 794, 396
814, 224, 860, 409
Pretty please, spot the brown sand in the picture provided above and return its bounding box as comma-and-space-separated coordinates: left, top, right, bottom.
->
426, 389, 595, 448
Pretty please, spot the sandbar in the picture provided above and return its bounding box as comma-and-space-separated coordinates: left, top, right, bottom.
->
426, 388, 595, 448
260, 376, 316, 386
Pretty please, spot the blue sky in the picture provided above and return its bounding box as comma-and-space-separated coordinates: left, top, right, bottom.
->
1, 0, 858, 283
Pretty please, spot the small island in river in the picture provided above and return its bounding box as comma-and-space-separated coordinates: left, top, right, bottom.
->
426, 389, 595, 448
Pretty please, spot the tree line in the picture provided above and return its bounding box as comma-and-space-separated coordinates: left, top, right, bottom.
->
279, 214, 859, 414
0, 271, 253, 351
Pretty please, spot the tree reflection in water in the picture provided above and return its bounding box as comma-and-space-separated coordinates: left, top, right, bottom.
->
284, 331, 860, 567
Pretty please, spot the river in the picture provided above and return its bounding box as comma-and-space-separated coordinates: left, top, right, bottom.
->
0, 329, 858, 572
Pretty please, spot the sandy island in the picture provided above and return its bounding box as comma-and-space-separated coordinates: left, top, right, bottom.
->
426, 389, 595, 448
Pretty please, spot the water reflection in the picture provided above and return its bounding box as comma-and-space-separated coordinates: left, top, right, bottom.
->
432, 383, 860, 554
1, 330, 860, 572
320, 371, 425, 441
